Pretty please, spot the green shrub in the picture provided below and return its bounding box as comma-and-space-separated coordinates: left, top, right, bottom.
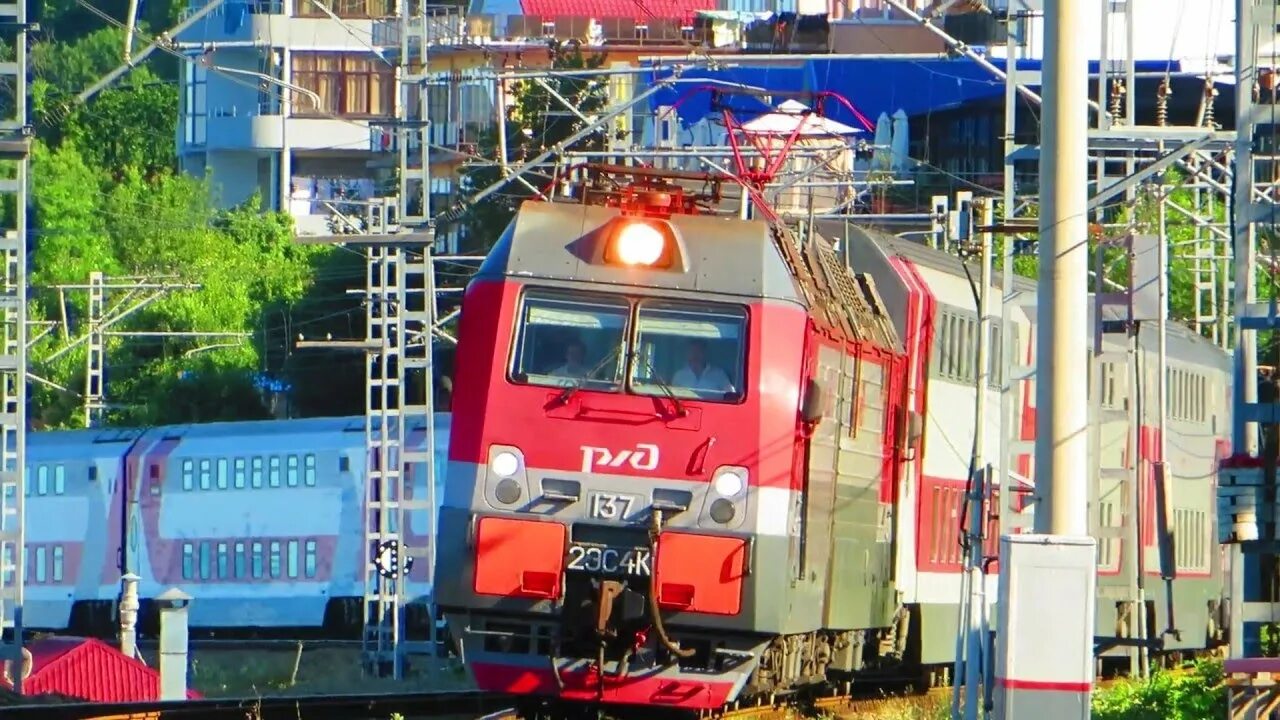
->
1092, 658, 1226, 720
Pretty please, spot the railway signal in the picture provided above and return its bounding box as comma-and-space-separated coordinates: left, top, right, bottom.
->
374, 540, 414, 580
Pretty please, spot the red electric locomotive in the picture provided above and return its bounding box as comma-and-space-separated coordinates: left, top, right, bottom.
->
435, 149, 913, 707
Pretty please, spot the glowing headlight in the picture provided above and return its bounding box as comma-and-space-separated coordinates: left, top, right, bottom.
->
713, 470, 745, 497
614, 222, 666, 266
491, 451, 520, 478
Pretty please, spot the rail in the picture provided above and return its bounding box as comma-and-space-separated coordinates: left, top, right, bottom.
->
0, 690, 513, 720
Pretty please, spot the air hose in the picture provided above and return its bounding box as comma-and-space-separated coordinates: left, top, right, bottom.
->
648, 510, 695, 660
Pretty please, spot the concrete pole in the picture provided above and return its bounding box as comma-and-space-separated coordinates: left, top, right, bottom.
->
1033, 0, 1090, 537
157, 588, 192, 701
119, 573, 140, 660
123, 0, 139, 64
278, 47, 293, 214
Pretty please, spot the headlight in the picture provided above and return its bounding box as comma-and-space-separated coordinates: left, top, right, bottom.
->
710, 498, 736, 524
713, 469, 745, 497
491, 451, 520, 478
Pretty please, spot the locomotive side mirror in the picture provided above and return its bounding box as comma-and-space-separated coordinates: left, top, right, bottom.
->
801, 378, 827, 424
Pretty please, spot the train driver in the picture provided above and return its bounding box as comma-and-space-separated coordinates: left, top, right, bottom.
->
672, 339, 735, 394
549, 338, 590, 380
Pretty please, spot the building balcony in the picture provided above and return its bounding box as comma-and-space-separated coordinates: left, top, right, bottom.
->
193, 105, 384, 152
368, 119, 490, 165
178, 0, 396, 49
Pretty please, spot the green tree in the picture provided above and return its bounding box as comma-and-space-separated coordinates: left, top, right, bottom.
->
31, 27, 131, 143
62, 72, 178, 180
455, 42, 609, 252
26, 146, 337, 427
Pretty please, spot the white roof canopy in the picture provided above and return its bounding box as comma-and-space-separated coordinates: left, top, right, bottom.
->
739, 99, 863, 137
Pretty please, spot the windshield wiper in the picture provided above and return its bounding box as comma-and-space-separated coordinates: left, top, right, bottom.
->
554, 344, 624, 406
638, 356, 687, 418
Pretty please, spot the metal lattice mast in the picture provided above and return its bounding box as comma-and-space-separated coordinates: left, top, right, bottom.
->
362, 239, 409, 678
397, 0, 439, 664
84, 271, 105, 428
1227, 0, 1269, 661
997, 2, 1035, 549
0, 0, 29, 691
356, 0, 442, 678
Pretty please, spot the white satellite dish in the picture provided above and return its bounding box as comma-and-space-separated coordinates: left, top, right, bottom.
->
2, 647, 33, 684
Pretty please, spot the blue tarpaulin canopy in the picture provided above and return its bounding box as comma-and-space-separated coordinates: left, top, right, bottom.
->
646, 57, 1188, 130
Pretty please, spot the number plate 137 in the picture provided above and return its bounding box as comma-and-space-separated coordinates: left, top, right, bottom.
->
589, 492, 637, 521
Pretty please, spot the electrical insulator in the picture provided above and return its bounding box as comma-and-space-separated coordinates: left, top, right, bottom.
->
1156, 80, 1171, 127
1203, 82, 1218, 130
1109, 78, 1126, 124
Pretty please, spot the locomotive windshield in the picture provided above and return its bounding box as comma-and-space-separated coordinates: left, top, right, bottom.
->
510, 293, 630, 390
629, 302, 746, 402
510, 290, 747, 403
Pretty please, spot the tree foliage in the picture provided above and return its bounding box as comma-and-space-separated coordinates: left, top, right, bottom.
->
18, 0, 371, 428
996, 170, 1278, 340
27, 137, 338, 427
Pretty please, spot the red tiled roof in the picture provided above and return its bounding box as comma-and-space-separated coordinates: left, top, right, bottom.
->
519, 0, 715, 23
2, 637, 203, 703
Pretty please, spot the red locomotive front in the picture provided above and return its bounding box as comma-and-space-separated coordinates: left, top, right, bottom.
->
434, 171, 832, 708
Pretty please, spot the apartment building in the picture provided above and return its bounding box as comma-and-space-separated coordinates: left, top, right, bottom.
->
174, 0, 732, 235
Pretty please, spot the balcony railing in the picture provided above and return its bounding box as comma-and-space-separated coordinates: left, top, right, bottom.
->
460, 14, 708, 44
209, 101, 281, 117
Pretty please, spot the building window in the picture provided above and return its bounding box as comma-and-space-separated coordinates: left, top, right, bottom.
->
292, 52, 393, 117
295, 0, 391, 17
184, 64, 207, 147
